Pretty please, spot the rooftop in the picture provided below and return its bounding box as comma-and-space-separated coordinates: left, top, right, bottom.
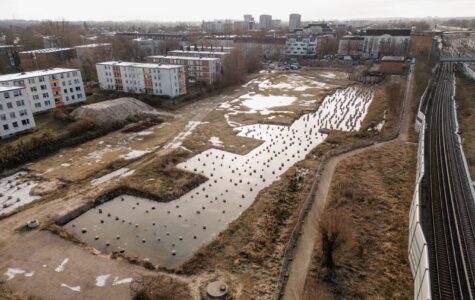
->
168, 50, 228, 55
381, 56, 406, 62
148, 55, 220, 61
341, 35, 365, 40
97, 61, 183, 69
0, 86, 22, 92
365, 29, 412, 37
19, 47, 72, 54
0, 68, 79, 82
73, 43, 112, 49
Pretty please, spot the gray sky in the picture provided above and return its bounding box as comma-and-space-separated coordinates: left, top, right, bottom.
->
1, 0, 474, 22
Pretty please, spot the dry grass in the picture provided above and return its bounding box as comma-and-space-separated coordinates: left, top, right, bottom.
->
455, 74, 475, 178
130, 275, 192, 300
303, 143, 417, 300
0, 285, 31, 300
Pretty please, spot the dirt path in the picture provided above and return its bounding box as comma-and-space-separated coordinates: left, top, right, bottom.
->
283, 65, 415, 299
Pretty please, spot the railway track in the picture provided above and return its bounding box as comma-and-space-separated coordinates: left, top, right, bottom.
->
424, 62, 475, 299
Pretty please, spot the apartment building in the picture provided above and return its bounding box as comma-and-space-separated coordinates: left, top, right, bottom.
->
259, 15, 272, 30
0, 45, 21, 73
19, 48, 76, 71
96, 61, 186, 98
0, 86, 35, 139
289, 14, 301, 32
147, 55, 220, 84
167, 50, 229, 60
285, 34, 317, 58
0, 68, 86, 114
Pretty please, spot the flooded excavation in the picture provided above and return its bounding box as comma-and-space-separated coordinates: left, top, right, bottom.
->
64, 86, 374, 268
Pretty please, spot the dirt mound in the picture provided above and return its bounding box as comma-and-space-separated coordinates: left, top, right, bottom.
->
71, 98, 165, 126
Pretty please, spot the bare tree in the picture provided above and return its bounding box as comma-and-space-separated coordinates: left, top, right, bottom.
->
319, 207, 354, 282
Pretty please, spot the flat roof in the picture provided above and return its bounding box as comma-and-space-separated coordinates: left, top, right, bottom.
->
341, 35, 364, 40
381, 56, 406, 62
0, 68, 80, 82
19, 47, 72, 54
148, 55, 219, 61
97, 61, 183, 69
168, 50, 228, 55
0, 86, 22, 92
365, 29, 412, 37
73, 43, 111, 49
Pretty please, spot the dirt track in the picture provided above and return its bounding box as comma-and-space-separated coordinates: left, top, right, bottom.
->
283, 64, 415, 299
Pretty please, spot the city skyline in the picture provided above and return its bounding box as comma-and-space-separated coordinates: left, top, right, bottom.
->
1, 0, 475, 22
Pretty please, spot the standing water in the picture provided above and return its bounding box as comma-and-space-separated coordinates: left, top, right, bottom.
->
64, 86, 374, 268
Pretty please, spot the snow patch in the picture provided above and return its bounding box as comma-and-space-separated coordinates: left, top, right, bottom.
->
55, 258, 69, 272
112, 277, 133, 286
96, 274, 111, 287
61, 283, 81, 292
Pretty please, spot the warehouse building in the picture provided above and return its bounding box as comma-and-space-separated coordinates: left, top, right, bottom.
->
147, 55, 220, 84
338, 36, 365, 58
0, 86, 36, 139
363, 29, 412, 58
96, 61, 186, 98
0, 68, 86, 114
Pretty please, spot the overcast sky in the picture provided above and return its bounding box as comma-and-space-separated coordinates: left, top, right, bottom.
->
1, 0, 474, 22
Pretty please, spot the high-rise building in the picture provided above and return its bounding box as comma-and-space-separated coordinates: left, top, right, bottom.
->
259, 15, 272, 30
289, 14, 302, 31
244, 15, 255, 31
272, 20, 282, 30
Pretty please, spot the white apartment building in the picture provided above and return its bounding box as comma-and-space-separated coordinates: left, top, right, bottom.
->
167, 50, 229, 60
147, 55, 220, 84
96, 61, 186, 98
0, 86, 35, 139
285, 35, 317, 58
0, 68, 86, 114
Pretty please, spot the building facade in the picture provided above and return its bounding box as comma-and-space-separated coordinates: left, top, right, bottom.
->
167, 50, 229, 60
338, 36, 365, 58
410, 33, 436, 56
259, 15, 272, 30
380, 56, 407, 74
19, 48, 76, 71
147, 55, 220, 84
74, 43, 112, 61
0, 68, 86, 114
285, 34, 317, 58
289, 14, 301, 32
96, 61, 186, 98
0, 45, 21, 73
363, 29, 412, 58
0, 86, 36, 139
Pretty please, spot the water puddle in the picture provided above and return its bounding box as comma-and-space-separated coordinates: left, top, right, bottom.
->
64, 86, 373, 268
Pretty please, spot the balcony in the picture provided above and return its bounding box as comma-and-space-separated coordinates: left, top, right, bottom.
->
52, 87, 61, 92
54, 95, 62, 100
50, 79, 59, 84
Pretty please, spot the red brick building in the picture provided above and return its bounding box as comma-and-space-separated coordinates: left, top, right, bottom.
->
380, 56, 406, 75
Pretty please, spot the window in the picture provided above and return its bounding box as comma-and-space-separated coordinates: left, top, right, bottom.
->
3, 92, 10, 99
63, 89, 68, 94
22, 119, 30, 125
12, 121, 18, 128
45, 100, 51, 106
19, 109, 27, 116
40, 85, 47, 90
69, 88, 73, 92
71, 95, 75, 100
9, 112, 16, 119
34, 103, 41, 108
39, 76, 44, 82
13, 90, 21, 97
42, 92, 49, 98
0, 114, 6, 121
33, 95, 39, 100
31, 86, 37, 92
16, 100, 25, 107
28, 78, 36, 84
75, 86, 81, 91
77, 93, 82, 99
6, 102, 12, 109
0, 103, 2, 111
3, 124, 8, 130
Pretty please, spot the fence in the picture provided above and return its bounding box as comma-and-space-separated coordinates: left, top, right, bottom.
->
408, 106, 431, 300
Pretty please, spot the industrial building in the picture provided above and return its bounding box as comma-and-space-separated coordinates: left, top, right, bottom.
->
285, 34, 317, 58
167, 50, 229, 60
363, 29, 412, 58
338, 36, 365, 58
0, 68, 86, 114
410, 32, 437, 56
18, 48, 76, 71
0, 86, 36, 139
380, 56, 407, 74
289, 14, 301, 32
147, 55, 220, 84
96, 61, 186, 98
